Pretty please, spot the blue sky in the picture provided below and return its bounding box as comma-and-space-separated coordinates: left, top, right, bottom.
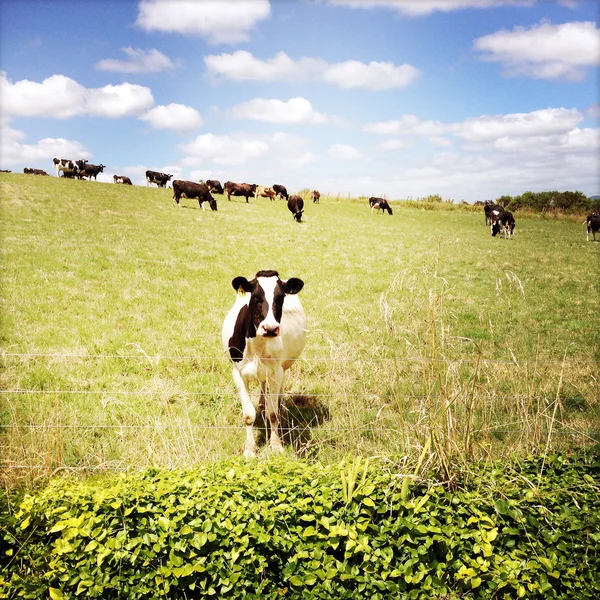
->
1, 0, 598, 201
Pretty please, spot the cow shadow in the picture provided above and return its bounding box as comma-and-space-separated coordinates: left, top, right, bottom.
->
254, 394, 330, 457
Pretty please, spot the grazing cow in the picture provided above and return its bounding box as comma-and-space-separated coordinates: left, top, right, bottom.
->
53, 158, 85, 178
273, 184, 289, 200
288, 195, 304, 222
222, 270, 307, 457
146, 170, 173, 188
113, 175, 133, 185
172, 180, 217, 211
255, 185, 276, 201
312, 190, 320, 203
206, 179, 224, 195
484, 202, 504, 225
224, 181, 258, 203
369, 197, 393, 215
491, 210, 515, 238
586, 213, 600, 241
77, 163, 105, 181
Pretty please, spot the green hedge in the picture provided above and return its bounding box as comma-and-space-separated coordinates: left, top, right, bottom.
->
2, 452, 599, 599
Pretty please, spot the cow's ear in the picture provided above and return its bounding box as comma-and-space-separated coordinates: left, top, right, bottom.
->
284, 278, 304, 295
232, 277, 252, 294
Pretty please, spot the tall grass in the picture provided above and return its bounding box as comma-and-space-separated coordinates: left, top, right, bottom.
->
1, 173, 598, 486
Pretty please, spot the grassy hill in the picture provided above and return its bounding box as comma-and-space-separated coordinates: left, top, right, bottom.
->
1, 173, 598, 482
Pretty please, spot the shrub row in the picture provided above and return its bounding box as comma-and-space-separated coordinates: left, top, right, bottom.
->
2, 451, 599, 599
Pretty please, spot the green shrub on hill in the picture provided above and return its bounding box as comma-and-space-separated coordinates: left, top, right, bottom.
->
2, 451, 599, 599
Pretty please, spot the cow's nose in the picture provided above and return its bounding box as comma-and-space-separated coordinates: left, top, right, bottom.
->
263, 326, 280, 337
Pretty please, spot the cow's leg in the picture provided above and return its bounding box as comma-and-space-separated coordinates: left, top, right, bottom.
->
265, 365, 284, 452
232, 367, 257, 457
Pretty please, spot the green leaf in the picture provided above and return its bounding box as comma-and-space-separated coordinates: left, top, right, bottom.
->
49, 589, 64, 600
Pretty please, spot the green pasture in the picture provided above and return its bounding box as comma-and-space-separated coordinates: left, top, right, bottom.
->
1, 173, 598, 482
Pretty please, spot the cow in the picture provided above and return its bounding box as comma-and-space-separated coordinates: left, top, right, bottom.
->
255, 185, 276, 201
113, 175, 133, 185
484, 202, 504, 225
0, 169, 11, 173
222, 270, 307, 457
491, 210, 515, 238
24, 168, 49, 175
205, 179, 224, 195
273, 184, 289, 200
224, 181, 258, 203
369, 197, 393, 215
287, 195, 304, 222
146, 170, 173, 188
586, 213, 600, 241
312, 190, 320, 203
53, 158, 85, 178
172, 180, 217, 211
77, 163, 105, 181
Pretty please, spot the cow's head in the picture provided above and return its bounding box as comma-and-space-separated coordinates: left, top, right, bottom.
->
232, 270, 304, 338
491, 220, 501, 236
293, 210, 303, 223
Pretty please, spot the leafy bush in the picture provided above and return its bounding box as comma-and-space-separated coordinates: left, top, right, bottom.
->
497, 190, 592, 214
2, 452, 599, 599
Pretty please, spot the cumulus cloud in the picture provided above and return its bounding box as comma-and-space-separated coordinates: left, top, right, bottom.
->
135, 0, 270, 44
204, 51, 419, 90
95, 47, 176, 74
140, 103, 203, 132
180, 133, 269, 166
325, 0, 535, 16
0, 72, 154, 119
329, 144, 363, 160
230, 97, 337, 124
364, 114, 454, 136
474, 21, 600, 81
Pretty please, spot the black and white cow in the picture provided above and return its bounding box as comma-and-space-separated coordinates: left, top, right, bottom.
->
491, 210, 515, 238
586, 213, 600, 241
222, 270, 307, 457
53, 158, 85, 178
114, 175, 133, 185
146, 170, 173, 188
273, 184, 289, 200
369, 197, 393, 215
484, 203, 504, 225
287, 195, 304, 222
172, 180, 217, 210
77, 163, 105, 180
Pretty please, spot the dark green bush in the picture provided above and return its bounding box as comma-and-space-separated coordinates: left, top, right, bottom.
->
2, 451, 599, 599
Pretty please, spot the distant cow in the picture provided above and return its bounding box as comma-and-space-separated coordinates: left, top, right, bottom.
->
255, 185, 276, 201
0, 169, 11, 173
491, 210, 515, 238
206, 179, 224, 194
369, 197, 393, 215
224, 181, 258, 203
53, 158, 85, 178
113, 175, 133, 185
273, 184, 288, 200
484, 202, 504, 225
78, 163, 105, 181
288, 195, 304, 222
312, 190, 320, 203
146, 170, 173, 188
586, 213, 600, 241
24, 168, 49, 176
172, 180, 217, 211
222, 270, 307, 457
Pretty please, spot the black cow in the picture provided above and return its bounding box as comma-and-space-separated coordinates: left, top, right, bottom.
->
224, 181, 258, 203
312, 190, 320, 203
205, 179, 224, 195
484, 202, 504, 225
172, 180, 217, 211
586, 213, 600, 241
0, 169, 12, 173
146, 170, 173, 188
273, 184, 288, 200
288, 195, 304, 222
491, 211, 515, 238
369, 197, 393, 215
113, 175, 133, 185
78, 163, 105, 180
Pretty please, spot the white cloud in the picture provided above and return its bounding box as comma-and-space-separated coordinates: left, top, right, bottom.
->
230, 97, 336, 124
180, 133, 269, 166
364, 114, 454, 136
0, 72, 154, 119
204, 51, 419, 90
140, 103, 203, 132
474, 21, 600, 81
135, 0, 270, 44
95, 47, 176, 74
429, 136, 453, 147
379, 138, 411, 150
325, 0, 535, 16
329, 143, 363, 160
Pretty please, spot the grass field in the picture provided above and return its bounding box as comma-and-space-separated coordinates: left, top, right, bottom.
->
1, 173, 598, 484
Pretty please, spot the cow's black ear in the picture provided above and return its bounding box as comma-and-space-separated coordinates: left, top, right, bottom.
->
284, 278, 304, 295
232, 277, 252, 293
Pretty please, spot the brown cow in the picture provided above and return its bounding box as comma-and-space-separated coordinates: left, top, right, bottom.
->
173, 180, 217, 210
288, 195, 304, 222
255, 185, 276, 201
224, 181, 258, 203
312, 190, 320, 203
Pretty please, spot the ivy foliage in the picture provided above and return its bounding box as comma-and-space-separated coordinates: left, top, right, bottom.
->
2, 451, 599, 599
